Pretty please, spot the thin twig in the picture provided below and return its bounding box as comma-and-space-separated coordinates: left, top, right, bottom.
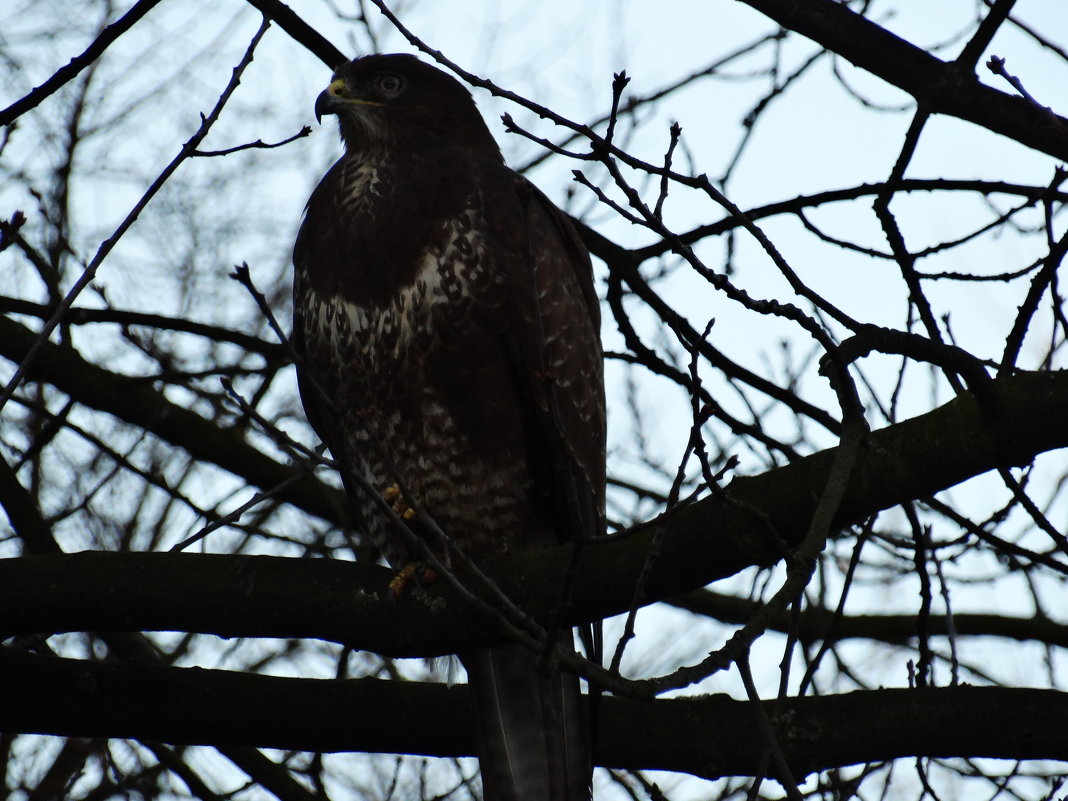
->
193, 126, 312, 157
738, 655, 805, 801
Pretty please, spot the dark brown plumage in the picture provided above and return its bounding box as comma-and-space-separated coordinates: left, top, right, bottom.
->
292, 54, 605, 800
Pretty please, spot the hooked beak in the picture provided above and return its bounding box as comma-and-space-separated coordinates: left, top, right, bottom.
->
314, 80, 347, 124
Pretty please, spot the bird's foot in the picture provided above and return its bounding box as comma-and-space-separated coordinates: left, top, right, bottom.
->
388, 562, 438, 599
383, 483, 417, 521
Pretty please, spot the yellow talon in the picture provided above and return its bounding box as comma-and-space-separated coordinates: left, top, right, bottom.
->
383, 483, 417, 520
389, 564, 419, 597
389, 563, 438, 598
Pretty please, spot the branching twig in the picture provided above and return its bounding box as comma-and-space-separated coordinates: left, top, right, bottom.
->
193, 126, 312, 157
986, 55, 1047, 110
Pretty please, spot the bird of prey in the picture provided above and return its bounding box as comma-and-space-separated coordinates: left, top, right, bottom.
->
292, 53, 605, 800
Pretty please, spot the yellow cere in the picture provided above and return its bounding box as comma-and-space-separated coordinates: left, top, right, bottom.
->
326, 76, 384, 108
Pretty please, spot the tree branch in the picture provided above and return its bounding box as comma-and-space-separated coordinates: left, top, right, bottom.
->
0, 297, 286, 358
668, 589, 1068, 648
0, 0, 165, 127
1, 648, 1065, 780
243, 0, 348, 68
2, 370, 1065, 657
739, 0, 1068, 161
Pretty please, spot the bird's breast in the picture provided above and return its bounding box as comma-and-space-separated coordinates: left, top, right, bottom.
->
299, 207, 502, 376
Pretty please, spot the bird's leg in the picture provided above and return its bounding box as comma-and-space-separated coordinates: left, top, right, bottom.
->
383, 483, 440, 598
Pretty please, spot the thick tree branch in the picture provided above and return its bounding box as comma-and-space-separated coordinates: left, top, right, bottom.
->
243, 0, 348, 68
739, 0, 1068, 161
1, 649, 1065, 780
0, 453, 325, 801
2, 370, 1065, 656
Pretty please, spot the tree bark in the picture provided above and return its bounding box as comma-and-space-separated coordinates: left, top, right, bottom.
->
2, 649, 1065, 780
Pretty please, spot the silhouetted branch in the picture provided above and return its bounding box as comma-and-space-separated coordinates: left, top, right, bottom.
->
192, 125, 312, 157
2, 648, 1066, 780
738, 0, 1068, 160
3, 370, 1065, 662
243, 0, 348, 68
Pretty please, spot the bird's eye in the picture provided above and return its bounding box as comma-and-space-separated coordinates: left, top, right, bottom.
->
375, 73, 404, 95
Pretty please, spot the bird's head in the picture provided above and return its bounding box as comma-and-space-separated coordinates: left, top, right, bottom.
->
314, 53, 501, 159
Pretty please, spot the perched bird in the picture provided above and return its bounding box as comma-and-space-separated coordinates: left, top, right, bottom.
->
292, 54, 605, 800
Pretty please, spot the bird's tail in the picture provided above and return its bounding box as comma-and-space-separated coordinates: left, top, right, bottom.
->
462, 636, 591, 801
